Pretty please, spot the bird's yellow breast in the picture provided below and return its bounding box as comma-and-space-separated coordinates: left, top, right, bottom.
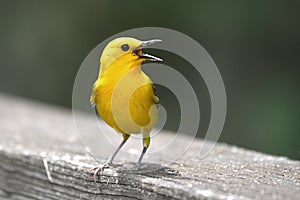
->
92, 55, 158, 134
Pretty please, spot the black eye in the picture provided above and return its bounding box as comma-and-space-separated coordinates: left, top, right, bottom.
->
121, 44, 130, 52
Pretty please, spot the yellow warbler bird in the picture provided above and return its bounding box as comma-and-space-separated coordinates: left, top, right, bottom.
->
90, 37, 162, 179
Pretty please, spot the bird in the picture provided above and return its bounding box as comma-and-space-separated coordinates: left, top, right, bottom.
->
90, 37, 162, 180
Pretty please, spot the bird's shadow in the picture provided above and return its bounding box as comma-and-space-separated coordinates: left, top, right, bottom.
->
115, 162, 180, 178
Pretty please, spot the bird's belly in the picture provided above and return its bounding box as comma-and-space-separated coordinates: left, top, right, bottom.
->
96, 85, 158, 134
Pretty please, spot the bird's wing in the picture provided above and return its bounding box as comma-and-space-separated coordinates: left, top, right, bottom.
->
90, 82, 96, 108
152, 84, 159, 104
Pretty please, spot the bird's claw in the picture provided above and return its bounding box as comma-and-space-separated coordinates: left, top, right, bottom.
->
130, 162, 141, 171
91, 162, 112, 182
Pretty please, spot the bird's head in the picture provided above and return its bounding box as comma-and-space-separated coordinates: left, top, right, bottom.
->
99, 37, 162, 76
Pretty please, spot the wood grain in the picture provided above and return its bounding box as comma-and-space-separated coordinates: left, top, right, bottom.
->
0, 94, 299, 200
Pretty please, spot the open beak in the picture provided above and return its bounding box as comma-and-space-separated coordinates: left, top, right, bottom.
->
133, 39, 163, 62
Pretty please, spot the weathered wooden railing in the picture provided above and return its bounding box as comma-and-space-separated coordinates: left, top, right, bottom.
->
0, 94, 299, 200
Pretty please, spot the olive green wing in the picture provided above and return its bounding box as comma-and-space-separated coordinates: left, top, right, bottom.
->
152, 84, 159, 105
90, 82, 96, 108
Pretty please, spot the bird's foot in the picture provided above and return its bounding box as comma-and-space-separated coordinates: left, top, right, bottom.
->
130, 162, 141, 171
90, 162, 112, 182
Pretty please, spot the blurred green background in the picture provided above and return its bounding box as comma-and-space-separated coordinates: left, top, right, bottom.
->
0, 1, 299, 160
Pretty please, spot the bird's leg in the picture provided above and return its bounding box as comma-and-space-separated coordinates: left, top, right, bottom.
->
135, 132, 150, 169
92, 134, 130, 182
108, 134, 130, 164
136, 146, 148, 167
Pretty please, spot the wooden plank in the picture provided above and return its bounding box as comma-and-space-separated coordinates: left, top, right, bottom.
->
0, 94, 299, 200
